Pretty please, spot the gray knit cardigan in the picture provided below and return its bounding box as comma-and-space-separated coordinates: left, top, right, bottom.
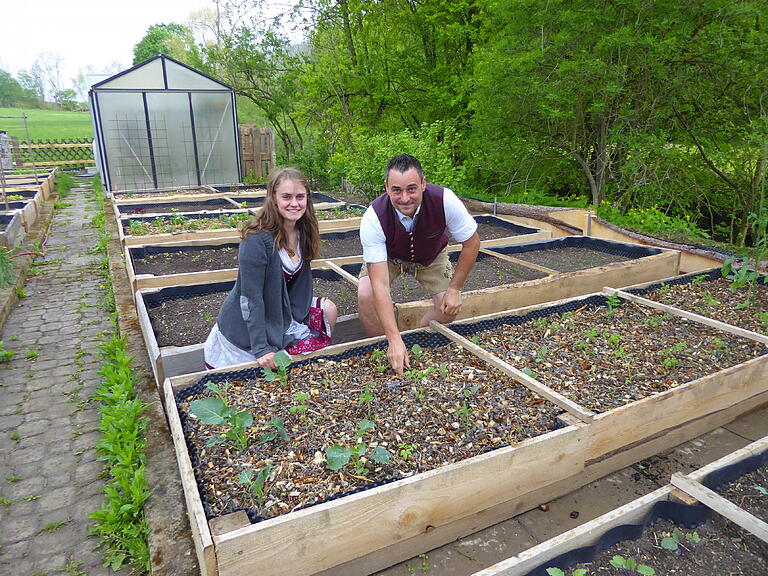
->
216, 230, 313, 360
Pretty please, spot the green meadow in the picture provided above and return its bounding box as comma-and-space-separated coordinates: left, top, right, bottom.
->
0, 107, 93, 140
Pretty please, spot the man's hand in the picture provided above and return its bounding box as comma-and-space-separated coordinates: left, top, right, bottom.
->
387, 336, 410, 376
256, 351, 277, 369
440, 286, 463, 316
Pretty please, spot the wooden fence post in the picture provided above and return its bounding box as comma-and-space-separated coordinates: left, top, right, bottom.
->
238, 125, 274, 181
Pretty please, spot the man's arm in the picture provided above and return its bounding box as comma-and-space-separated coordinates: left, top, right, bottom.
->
368, 261, 410, 375
441, 231, 480, 315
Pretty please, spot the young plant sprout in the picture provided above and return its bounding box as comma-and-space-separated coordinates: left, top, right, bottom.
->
238, 465, 273, 506
263, 350, 292, 385
255, 416, 290, 445
325, 419, 391, 474
189, 387, 254, 450
289, 391, 310, 418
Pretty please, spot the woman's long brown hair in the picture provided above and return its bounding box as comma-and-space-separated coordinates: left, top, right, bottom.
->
240, 167, 320, 261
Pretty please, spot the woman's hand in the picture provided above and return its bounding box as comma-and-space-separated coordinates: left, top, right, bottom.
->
256, 352, 277, 369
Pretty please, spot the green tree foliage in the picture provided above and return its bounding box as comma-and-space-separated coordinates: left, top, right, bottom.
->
0, 70, 39, 107
133, 23, 202, 67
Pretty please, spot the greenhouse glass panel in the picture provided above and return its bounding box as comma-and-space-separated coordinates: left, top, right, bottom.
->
192, 92, 239, 185
166, 62, 226, 90
97, 92, 155, 191
146, 92, 198, 188
98, 59, 165, 90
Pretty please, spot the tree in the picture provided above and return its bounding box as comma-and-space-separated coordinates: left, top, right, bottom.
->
0, 70, 38, 107
133, 23, 201, 67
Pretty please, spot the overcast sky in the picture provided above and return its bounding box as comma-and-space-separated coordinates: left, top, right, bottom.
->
1, 0, 219, 92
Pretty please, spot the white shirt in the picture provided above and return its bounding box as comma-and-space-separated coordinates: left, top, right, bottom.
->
360, 187, 477, 263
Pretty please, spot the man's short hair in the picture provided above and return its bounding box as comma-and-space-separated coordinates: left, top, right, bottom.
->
385, 154, 423, 183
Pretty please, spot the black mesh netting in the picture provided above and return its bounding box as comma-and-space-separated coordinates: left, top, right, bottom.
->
489, 236, 661, 259
521, 448, 768, 576
143, 280, 235, 309
625, 267, 768, 296
474, 215, 539, 235
319, 229, 360, 242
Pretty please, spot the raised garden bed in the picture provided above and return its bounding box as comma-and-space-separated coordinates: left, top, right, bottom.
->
163, 290, 768, 576
0, 197, 39, 232
628, 269, 768, 337
471, 436, 768, 576
118, 211, 253, 246
396, 238, 680, 330
0, 212, 24, 248
116, 198, 243, 215
136, 269, 361, 383
112, 186, 217, 200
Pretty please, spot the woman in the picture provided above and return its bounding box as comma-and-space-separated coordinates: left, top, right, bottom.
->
204, 167, 338, 370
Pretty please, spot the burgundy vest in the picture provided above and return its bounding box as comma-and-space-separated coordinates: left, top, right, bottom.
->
371, 183, 448, 266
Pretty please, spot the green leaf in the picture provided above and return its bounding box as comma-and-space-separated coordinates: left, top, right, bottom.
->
660, 537, 678, 551
637, 565, 655, 576
545, 569, 564, 576
255, 431, 277, 445
357, 419, 375, 436
190, 397, 228, 425
231, 410, 254, 429
326, 444, 352, 470
369, 446, 391, 464
273, 350, 292, 370
270, 417, 289, 442
572, 570, 588, 576
610, 556, 627, 569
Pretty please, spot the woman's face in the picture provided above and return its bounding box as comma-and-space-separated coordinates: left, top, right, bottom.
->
275, 178, 308, 224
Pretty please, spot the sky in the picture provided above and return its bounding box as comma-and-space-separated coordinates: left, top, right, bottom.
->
1, 0, 219, 95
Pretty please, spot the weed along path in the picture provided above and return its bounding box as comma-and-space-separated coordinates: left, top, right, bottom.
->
0, 180, 133, 575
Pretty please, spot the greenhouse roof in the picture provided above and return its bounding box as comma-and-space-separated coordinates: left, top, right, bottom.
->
91, 54, 232, 92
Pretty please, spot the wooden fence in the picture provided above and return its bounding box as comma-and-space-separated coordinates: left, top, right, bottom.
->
10, 137, 95, 168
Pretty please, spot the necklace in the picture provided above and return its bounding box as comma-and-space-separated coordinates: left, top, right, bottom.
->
286, 246, 296, 258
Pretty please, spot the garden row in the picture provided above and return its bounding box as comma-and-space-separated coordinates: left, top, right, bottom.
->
0, 170, 56, 248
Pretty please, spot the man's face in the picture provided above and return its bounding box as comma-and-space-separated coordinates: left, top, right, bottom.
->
385, 168, 425, 218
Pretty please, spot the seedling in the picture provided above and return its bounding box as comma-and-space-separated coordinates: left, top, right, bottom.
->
189, 392, 254, 450
645, 314, 671, 327
457, 385, 481, 428
522, 367, 539, 379
660, 528, 700, 551
289, 391, 310, 418
370, 348, 388, 373
0, 341, 13, 363
325, 419, 391, 474
238, 465, 273, 505
534, 345, 549, 363
658, 282, 671, 297
470, 335, 480, 346
754, 484, 768, 495
604, 293, 622, 316
660, 342, 687, 370
405, 366, 435, 401
411, 344, 423, 362
583, 328, 599, 342
606, 332, 622, 348
203, 311, 214, 324
25, 349, 39, 361
438, 362, 448, 378
255, 417, 290, 445
398, 443, 416, 460
263, 350, 292, 386
357, 385, 375, 418
545, 569, 588, 576
609, 555, 655, 575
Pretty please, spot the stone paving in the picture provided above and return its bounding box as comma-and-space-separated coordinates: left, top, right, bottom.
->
0, 180, 127, 576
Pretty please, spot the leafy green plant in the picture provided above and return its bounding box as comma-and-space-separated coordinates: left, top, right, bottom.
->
605, 293, 622, 316
660, 528, 700, 551
405, 366, 435, 400
370, 348, 388, 373
755, 485, 768, 495
189, 390, 254, 450
0, 341, 14, 363
289, 390, 310, 418
457, 385, 481, 428
255, 417, 290, 445
411, 344, 424, 362
0, 247, 15, 288
609, 555, 655, 575
262, 350, 292, 386
534, 344, 549, 363
325, 420, 391, 474
238, 465, 273, 505
357, 385, 375, 419
660, 342, 687, 370
545, 568, 588, 576
398, 443, 416, 460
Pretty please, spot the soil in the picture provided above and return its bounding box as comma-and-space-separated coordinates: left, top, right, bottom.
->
132, 245, 239, 276
113, 187, 214, 199
313, 277, 358, 316
316, 207, 365, 221
148, 291, 227, 347
473, 298, 766, 414
643, 276, 768, 336
118, 200, 238, 215
177, 343, 561, 520
570, 516, 768, 575
716, 462, 768, 525
510, 246, 631, 272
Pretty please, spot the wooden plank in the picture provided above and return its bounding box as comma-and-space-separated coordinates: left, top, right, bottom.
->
604, 287, 768, 346
133, 268, 238, 291
480, 248, 558, 275
671, 473, 768, 543
322, 260, 360, 285
163, 378, 218, 576
429, 321, 596, 422
134, 289, 163, 385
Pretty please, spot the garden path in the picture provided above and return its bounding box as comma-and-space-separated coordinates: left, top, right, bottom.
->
0, 179, 130, 575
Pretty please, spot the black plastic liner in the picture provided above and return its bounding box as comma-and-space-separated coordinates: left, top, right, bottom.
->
173, 325, 557, 524
0, 214, 16, 226
117, 198, 238, 214
340, 250, 517, 278
488, 236, 662, 259
474, 215, 539, 235
210, 184, 266, 193
0, 201, 28, 210
521, 448, 768, 576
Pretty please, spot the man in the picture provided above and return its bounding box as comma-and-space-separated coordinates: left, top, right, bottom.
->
358, 154, 480, 375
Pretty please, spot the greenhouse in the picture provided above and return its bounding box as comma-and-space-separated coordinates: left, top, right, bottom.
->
89, 55, 240, 192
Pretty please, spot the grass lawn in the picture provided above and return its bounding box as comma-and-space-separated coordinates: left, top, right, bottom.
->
0, 107, 93, 140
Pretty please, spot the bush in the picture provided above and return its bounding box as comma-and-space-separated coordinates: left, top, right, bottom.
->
597, 203, 711, 242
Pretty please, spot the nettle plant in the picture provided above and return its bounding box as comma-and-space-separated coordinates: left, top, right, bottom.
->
189, 382, 253, 450
325, 419, 391, 474
263, 350, 292, 386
